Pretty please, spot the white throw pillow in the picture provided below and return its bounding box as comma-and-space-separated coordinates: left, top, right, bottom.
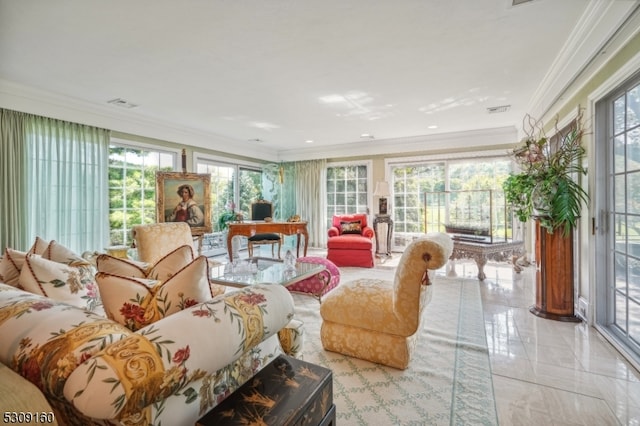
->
0, 248, 30, 287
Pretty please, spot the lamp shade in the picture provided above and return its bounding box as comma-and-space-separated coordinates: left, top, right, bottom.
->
373, 181, 390, 197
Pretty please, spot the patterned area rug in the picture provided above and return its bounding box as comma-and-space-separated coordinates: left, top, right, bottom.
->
291, 270, 498, 426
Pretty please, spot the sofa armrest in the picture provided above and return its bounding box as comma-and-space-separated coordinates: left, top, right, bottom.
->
0, 284, 133, 396
0, 364, 58, 425
327, 226, 340, 237
64, 284, 295, 420
362, 226, 375, 239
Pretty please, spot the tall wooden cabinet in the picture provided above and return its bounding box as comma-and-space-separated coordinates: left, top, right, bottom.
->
529, 219, 580, 322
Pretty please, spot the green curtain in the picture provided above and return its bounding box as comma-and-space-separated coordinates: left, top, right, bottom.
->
293, 159, 327, 248
0, 108, 110, 254
24, 115, 110, 253
0, 109, 29, 251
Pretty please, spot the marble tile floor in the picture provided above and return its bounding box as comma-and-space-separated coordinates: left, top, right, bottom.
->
467, 261, 640, 426
216, 246, 640, 425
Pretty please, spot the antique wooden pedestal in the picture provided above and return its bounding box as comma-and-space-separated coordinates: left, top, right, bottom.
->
197, 355, 335, 426
530, 220, 581, 322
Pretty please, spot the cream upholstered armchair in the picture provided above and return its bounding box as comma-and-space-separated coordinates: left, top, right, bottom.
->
132, 222, 196, 264
320, 232, 453, 369
131, 222, 227, 298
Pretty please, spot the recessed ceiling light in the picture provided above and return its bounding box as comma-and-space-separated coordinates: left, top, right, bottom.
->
428, 125, 438, 129
305, 140, 314, 144
360, 133, 374, 139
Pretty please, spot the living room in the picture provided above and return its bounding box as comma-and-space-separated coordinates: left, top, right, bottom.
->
2, 1, 640, 424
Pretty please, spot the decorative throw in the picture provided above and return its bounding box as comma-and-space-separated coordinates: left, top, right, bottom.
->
340, 220, 362, 234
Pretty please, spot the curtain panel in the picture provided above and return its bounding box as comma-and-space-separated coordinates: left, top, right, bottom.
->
0, 108, 110, 253
293, 159, 327, 248
0, 109, 29, 251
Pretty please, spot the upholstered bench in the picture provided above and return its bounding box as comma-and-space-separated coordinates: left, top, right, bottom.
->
286, 256, 340, 302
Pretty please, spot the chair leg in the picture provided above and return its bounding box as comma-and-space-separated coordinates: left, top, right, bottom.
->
248, 243, 253, 258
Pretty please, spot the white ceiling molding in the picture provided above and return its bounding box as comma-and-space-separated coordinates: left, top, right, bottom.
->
526, 0, 640, 123
0, 79, 280, 163
545, 4, 640, 124
276, 127, 518, 162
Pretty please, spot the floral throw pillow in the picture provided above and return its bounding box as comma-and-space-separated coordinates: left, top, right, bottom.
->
340, 220, 362, 234
19, 255, 101, 311
96, 255, 212, 331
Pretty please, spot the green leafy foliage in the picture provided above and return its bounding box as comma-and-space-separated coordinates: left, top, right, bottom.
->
503, 115, 589, 236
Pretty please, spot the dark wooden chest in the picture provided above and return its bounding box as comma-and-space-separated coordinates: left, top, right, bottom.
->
197, 354, 335, 426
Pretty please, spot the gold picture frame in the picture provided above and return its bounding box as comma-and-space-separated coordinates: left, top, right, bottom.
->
156, 171, 212, 235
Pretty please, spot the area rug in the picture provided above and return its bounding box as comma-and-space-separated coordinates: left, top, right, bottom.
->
290, 271, 498, 426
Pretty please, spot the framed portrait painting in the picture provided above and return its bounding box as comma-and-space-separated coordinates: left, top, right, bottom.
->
156, 171, 212, 235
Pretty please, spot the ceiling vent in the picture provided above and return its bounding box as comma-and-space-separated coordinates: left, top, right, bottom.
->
107, 98, 138, 109
487, 105, 511, 114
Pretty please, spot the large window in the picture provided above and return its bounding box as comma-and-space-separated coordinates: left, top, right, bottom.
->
326, 164, 369, 227
195, 159, 264, 231
108, 142, 177, 246
390, 156, 511, 250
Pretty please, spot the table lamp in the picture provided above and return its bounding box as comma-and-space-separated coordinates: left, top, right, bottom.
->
373, 181, 390, 215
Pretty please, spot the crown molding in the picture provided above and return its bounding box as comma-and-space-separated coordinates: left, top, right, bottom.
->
276, 126, 518, 162
0, 79, 280, 162
527, 0, 640, 121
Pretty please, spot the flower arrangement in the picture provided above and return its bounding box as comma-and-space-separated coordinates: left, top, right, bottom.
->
502, 112, 589, 236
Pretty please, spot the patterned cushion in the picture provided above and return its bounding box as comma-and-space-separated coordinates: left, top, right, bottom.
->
0, 248, 29, 287
340, 220, 362, 234
97, 256, 212, 331
19, 255, 101, 311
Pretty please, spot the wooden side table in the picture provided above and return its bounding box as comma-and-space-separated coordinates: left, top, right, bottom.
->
373, 214, 393, 257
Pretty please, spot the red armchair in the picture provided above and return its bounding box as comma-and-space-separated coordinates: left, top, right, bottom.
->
326, 213, 375, 268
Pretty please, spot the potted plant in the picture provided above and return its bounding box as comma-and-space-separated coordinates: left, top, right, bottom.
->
502, 114, 589, 236
503, 113, 589, 321
217, 210, 237, 231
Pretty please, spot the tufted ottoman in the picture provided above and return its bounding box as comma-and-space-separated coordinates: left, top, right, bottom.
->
287, 256, 340, 302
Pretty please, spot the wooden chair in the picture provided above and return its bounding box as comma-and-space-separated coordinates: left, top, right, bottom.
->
247, 200, 282, 258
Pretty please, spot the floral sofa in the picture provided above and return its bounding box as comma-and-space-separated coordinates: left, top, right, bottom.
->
0, 238, 299, 426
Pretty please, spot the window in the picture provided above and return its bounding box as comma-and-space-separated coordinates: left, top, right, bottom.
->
326, 164, 369, 227
390, 156, 512, 250
392, 163, 445, 238
195, 160, 264, 230
108, 142, 177, 246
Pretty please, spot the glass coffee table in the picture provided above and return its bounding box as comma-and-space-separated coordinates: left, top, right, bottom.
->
210, 257, 328, 298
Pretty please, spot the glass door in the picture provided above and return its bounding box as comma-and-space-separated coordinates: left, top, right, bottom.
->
596, 75, 640, 364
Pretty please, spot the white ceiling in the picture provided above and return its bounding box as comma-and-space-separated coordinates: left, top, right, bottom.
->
1, 0, 639, 162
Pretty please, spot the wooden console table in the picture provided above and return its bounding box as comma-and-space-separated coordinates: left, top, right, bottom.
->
227, 221, 309, 262
448, 239, 525, 280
